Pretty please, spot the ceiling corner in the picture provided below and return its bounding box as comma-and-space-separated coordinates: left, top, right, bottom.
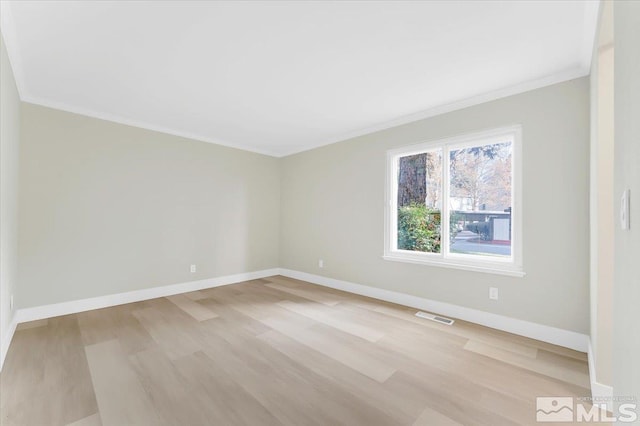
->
580, 0, 602, 74
1, 1, 28, 100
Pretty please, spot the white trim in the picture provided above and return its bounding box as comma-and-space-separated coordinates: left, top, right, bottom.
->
1, 0, 277, 158
279, 268, 589, 352
588, 27, 600, 374
4, 29, 587, 161
14, 269, 279, 324
2, 267, 589, 370
2, 0, 590, 162
20, 70, 588, 159
281, 68, 588, 157
384, 125, 524, 277
1, 269, 277, 370
0, 2, 22, 374
20, 98, 280, 158
0, 314, 18, 372
587, 339, 614, 410
381, 254, 525, 277
2, 0, 593, 159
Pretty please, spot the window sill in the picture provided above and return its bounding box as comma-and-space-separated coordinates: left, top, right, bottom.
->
382, 254, 526, 277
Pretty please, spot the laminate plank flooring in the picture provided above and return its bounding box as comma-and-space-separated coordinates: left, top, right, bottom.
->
264, 282, 345, 306
65, 413, 102, 426
166, 294, 218, 322
182, 291, 209, 301
412, 406, 462, 426
15, 319, 48, 331
84, 340, 160, 425
277, 300, 385, 342
1, 276, 595, 425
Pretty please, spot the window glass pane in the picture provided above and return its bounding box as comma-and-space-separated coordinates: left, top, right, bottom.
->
396, 150, 442, 253
448, 141, 512, 257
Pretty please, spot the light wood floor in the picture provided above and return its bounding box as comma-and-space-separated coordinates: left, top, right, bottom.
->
1, 276, 596, 425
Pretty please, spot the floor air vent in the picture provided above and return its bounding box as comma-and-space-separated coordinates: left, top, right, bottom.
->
415, 311, 455, 325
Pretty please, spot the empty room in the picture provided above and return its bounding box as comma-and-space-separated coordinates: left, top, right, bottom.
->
0, 1, 638, 425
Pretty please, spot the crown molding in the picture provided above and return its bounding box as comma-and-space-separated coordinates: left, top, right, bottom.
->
21, 67, 590, 159
21, 96, 281, 157
3, 0, 597, 159
279, 67, 589, 157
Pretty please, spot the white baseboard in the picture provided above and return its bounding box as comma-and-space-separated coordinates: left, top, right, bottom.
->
0, 314, 18, 371
279, 268, 590, 353
587, 340, 614, 407
2, 267, 591, 373
14, 268, 280, 324
0, 268, 277, 371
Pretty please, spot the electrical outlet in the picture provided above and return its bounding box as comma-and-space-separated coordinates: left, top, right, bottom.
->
489, 287, 499, 300
190, 264, 197, 273
318, 259, 324, 268
10, 294, 14, 311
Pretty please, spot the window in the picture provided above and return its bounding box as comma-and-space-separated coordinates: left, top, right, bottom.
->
384, 125, 523, 276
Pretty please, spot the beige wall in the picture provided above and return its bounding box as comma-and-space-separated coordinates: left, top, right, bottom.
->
613, 0, 640, 405
17, 103, 280, 308
589, 0, 614, 389
0, 33, 21, 360
10, 45, 593, 340
281, 78, 590, 333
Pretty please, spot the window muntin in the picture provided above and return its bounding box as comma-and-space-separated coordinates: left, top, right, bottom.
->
385, 126, 523, 276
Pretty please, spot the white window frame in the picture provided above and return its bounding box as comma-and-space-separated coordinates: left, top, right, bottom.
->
383, 125, 524, 277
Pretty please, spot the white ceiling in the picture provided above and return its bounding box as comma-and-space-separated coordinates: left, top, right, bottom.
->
1, 1, 598, 157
